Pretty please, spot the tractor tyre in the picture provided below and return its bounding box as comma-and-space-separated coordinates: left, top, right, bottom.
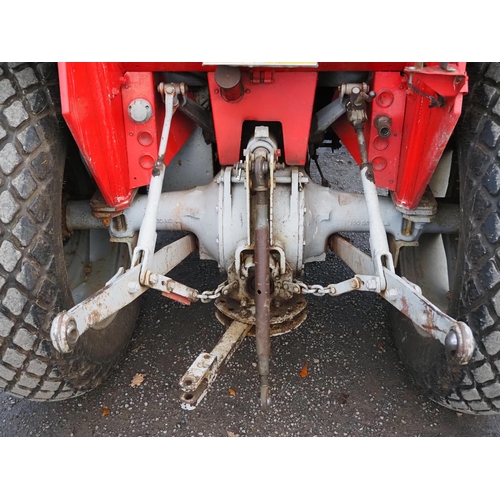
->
0, 62, 140, 401
391, 62, 500, 414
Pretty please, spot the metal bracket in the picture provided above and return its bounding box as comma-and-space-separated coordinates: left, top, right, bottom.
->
330, 234, 475, 364
146, 273, 199, 303
180, 321, 252, 410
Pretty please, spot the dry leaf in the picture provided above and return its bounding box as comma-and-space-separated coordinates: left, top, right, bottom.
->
337, 393, 350, 405
130, 373, 146, 387
102, 406, 110, 417
300, 364, 308, 378
131, 342, 145, 352
377, 342, 385, 352
229, 388, 236, 396
227, 430, 240, 437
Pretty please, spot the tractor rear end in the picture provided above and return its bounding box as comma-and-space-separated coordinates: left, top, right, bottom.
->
1, 62, 499, 414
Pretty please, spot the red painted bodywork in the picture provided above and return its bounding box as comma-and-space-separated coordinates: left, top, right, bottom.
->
59, 62, 467, 211
208, 71, 317, 165
333, 63, 467, 209
121, 72, 195, 190
332, 72, 407, 190
367, 72, 407, 190
59, 62, 195, 208
59, 63, 132, 209
395, 63, 467, 209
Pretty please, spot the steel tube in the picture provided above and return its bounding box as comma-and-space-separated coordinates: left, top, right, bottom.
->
66, 201, 107, 230
354, 127, 395, 286
316, 98, 346, 132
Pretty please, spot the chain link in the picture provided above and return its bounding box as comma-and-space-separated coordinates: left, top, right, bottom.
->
293, 280, 337, 297
197, 280, 229, 303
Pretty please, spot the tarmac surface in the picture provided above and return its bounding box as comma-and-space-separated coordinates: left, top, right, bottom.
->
1, 147, 500, 437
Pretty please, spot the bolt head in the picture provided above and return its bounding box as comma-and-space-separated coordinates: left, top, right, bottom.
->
350, 278, 360, 289
128, 282, 140, 294
366, 279, 377, 291
386, 288, 398, 301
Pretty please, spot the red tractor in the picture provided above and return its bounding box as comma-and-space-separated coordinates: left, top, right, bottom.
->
0, 62, 498, 413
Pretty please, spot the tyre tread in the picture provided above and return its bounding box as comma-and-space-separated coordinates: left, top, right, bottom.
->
449, 63, 500, 413
0, 62, 136, 401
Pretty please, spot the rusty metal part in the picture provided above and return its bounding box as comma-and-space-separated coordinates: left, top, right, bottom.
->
180, 321, 252, 410
214, 66, 244, 102
146, 273, 200, 302
215, 309, 308, 337
346, 86, 376, 130
50, 234, 197, 353
89, 192, 125, 227
392, 188, 437, 218
374, 115, 392, 138
329, 234, 475, 364
215, 294, 307, 335
290, 275, 381, 296
402, 218, 413, 236
197, 280, 229, 303
253, 154, 271, 409
339, 82, 369, 100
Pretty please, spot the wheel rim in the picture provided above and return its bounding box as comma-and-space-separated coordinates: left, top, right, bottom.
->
64, 228, 129, 330
398, 232, 459, 314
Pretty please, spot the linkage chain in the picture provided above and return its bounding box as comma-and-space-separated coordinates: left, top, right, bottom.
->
197, 281, 229, 303
198, 278, 362, 303
293, 280, 339, 297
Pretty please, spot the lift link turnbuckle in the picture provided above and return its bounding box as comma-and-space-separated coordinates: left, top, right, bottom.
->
345, 84, 395, 289
131, 83, 181, 283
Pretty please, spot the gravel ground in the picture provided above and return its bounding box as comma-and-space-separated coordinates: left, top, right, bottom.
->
1, 147, 500, 438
